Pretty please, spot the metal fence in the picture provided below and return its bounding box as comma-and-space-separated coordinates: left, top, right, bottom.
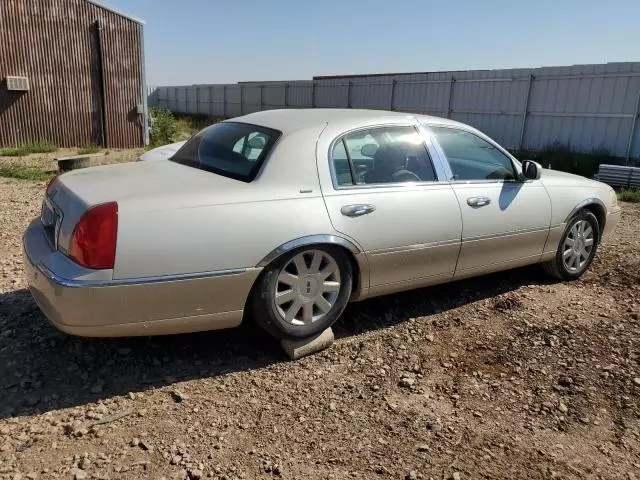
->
148, 62, 640, 160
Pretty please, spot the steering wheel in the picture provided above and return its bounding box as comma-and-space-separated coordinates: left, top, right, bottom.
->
392, 169, 421, 182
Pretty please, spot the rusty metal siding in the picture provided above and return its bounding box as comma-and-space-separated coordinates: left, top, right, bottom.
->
0, 0, 144, 148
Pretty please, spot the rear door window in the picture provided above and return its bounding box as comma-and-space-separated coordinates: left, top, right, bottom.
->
332, 126, 436, 186
171, 122, 281, 182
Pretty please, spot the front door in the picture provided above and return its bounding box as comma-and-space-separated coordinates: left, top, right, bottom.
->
428, 126, 551, 277
316, 122, 463, 296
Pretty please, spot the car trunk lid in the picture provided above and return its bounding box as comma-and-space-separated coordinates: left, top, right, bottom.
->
46, 160, 254, 255
56, 159, 248, 205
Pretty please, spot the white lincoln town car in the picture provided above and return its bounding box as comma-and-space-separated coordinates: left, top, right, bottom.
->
23, 109, 621, 339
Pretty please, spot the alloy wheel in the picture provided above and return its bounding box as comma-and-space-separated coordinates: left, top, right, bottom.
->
274, 249, 342, 326
562, 219, 595, 273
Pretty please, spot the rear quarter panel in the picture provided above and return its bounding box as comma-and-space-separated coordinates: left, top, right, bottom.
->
113, 125, 338, 280
114, 197, 333, 278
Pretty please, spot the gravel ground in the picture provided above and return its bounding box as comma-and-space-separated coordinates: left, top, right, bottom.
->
0, 177, 638, 480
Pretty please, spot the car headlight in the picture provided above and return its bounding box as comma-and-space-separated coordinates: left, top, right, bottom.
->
609, 188, 618, 207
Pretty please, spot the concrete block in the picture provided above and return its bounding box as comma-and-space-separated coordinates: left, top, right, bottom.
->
281, 327, 334, 360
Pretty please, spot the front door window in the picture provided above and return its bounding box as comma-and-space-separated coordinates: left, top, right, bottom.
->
431, 127, 517, 181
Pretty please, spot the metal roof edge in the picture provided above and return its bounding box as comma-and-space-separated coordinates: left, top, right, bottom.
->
312, 62, 640, 80
85, 0, 146, 24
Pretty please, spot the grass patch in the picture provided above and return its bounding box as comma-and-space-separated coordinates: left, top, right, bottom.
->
174, 113, 221, 138
0, 164, 55, 181
619, 188, 640, 203
147, 109, 222, 149
511, 143, 625, 178
0, 140, 58, 157
77, 144, 102, 155
149, 108, 179, 148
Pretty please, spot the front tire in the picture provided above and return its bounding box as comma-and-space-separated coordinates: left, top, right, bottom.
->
250, 246, 352, 340
542, 210, 599, 280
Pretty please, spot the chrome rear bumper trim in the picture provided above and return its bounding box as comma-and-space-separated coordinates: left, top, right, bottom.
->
35, 262, 247, 288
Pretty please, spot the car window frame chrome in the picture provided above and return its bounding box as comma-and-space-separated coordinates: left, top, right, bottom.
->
327, 122, 448, 191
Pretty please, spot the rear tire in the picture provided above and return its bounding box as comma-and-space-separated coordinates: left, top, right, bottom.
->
542, 210, 599, 280
250, 245, 352, 340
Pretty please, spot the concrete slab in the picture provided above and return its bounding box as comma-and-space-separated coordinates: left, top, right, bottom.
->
281, 328, 334, 360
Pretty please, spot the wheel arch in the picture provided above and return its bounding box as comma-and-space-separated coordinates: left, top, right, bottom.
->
565, 198, 606, 242
255, 235, 368, 300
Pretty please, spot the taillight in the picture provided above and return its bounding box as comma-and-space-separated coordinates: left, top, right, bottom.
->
69, 202, 118, 269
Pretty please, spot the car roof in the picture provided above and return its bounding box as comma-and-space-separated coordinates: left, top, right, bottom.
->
228, 109, 467, 134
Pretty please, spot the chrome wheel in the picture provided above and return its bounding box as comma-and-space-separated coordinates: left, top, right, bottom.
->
562, 219, 595, 273
274, 249, 341, 326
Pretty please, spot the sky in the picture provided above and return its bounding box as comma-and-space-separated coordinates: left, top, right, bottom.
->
104, 0, 640, 86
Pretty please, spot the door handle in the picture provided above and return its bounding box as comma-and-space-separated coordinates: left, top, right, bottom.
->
341, 204, 376, 217
467, 196, 491, 207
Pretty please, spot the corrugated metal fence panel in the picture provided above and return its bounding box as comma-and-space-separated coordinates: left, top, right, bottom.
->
350, 81, 393, 110
175, 87, 187, 114
394, 80, 450, 115
162, 87, 175, 112
287, 82, 313, 108
263, 83, 285, 109
241, 85, 261, 113
225, 85, 242, 117
314, 80, 349, 108
0, 0, 144, 148
186, 86, 198, 114
212, 85, 226, 116
524, 68, 640, 155
450, 76, 529, 149
197, 85, 211, 114
147, 62, 640, 158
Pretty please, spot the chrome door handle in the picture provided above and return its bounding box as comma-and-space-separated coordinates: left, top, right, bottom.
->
467, 196, 491, 207
340, 204, 376, 217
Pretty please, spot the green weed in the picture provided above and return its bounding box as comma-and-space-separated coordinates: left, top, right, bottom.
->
0, 164, 55, 181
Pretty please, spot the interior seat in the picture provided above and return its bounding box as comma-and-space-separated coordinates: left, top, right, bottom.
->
364, 143, 419, 183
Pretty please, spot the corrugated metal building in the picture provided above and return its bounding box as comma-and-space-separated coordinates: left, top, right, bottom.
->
0, 0, 147, 148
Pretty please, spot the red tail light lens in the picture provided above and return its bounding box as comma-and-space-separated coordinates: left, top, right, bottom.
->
69, 202, 118, 269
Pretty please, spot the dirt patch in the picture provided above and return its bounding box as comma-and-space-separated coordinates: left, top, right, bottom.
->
0, 179, 638, 479
0, 148, 143, 175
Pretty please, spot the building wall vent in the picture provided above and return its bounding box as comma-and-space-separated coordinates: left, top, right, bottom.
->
6, 76, 30, 91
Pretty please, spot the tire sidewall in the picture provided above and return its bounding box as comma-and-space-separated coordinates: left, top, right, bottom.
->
555, 211, 599, 280
251, 245, 352, 339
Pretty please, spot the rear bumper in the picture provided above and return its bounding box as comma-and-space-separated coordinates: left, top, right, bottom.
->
23, 219, 260, 337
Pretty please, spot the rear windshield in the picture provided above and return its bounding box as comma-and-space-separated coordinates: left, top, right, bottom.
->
170, 122, 281, 182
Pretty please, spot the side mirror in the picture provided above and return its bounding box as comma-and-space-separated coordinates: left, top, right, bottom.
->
521, 160, 542, 180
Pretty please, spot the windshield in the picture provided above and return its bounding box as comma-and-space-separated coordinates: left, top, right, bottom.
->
170, 122, 281, 182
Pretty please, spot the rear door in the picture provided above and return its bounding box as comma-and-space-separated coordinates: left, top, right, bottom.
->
428, 125, 552, 277
316, 120, 463, 297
